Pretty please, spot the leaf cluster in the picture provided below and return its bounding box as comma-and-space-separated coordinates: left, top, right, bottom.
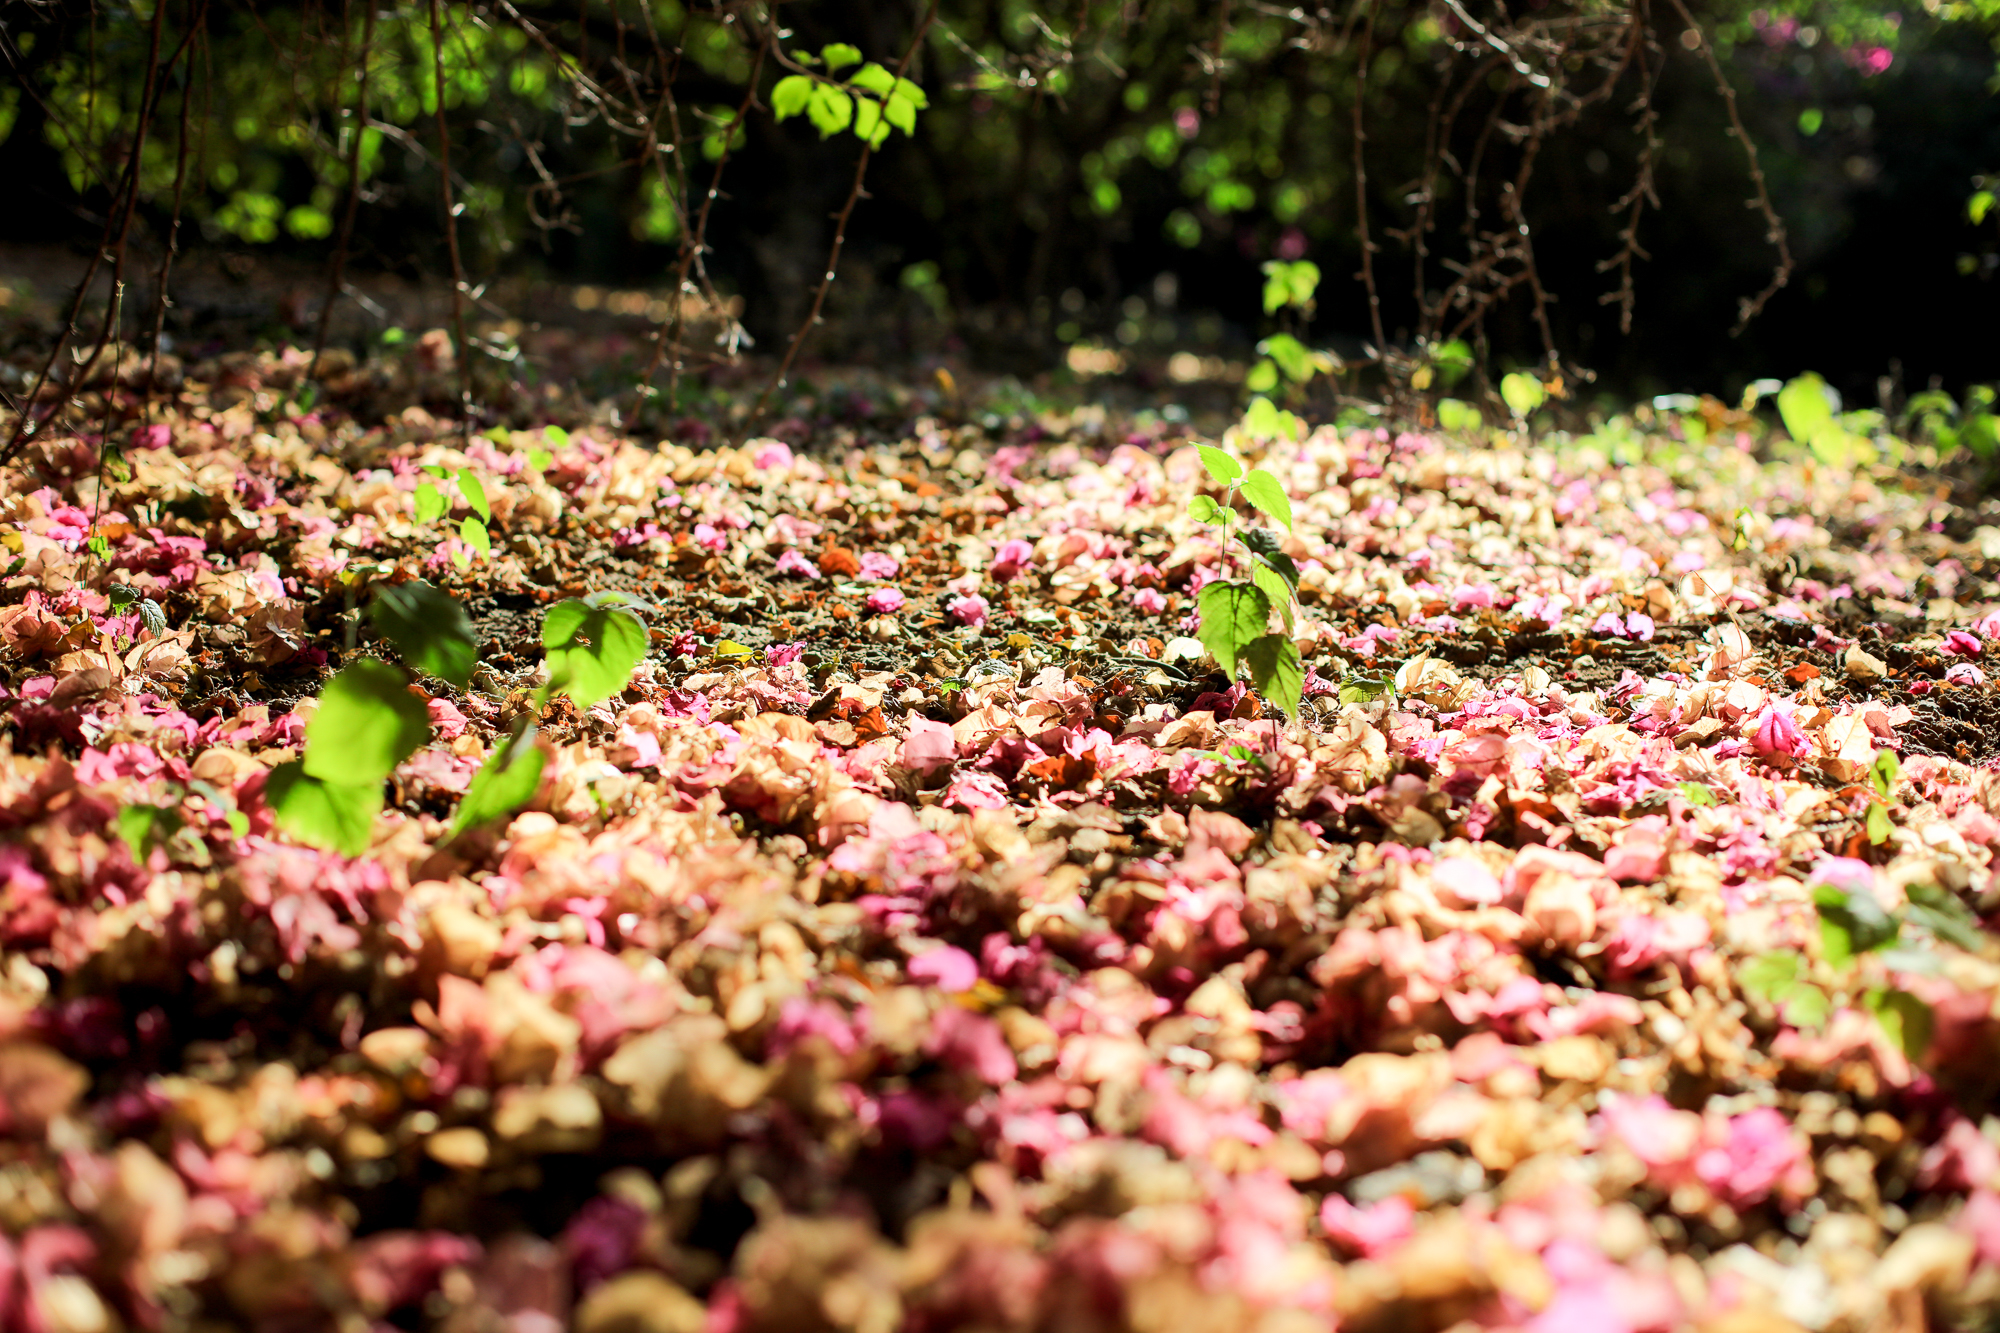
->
773, 45, 928, 149
268, 583, 649, 854
1741, 866, 1985, 1060
414, 467, 493, 567
1189, 445, 1303, 717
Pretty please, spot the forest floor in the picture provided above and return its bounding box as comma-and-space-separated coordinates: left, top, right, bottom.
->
4, 325, 2000, 1333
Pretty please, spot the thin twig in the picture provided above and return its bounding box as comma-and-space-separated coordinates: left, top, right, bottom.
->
143, 0, 206, 414
311, 0, 377, 382
638, 10, 768, 412
2, 0, 170, 470
752, 0, 941, 424
428, 0, 475, 437
1351, 0, 1386, 360
1666, 0, 1791, 333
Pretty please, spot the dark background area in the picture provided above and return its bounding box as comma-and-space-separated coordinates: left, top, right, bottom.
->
0, 0, 1994, 409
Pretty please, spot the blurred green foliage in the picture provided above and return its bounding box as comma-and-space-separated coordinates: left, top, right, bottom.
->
0, 0, 1994, 394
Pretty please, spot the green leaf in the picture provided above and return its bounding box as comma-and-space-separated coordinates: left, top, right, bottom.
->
1783, 982, 1831, 1029
1863, 987, 1934, 1060
1972, 190, 1996, 226
1338, 672, 1394, 705
1259, 333, 1314, 384
1188, 494, 1225, 525
1245, 359, 1279, 394
1285, 261, 1320, 308
1241, 396, 1302, 441
1243, 633, 1303, 715
1870, 748, 1901, 800
543, 598, 648, 709
527, 448, 554, 472
853, 96, 889, 148
807, 84, 854, 138
1436, 398, 1482, 433
452, 732, 546, 834
456, 469, 490, 522
1252, 562, 1294, 632
1739, 950, 1803, 1003
1261, 265, 1290, 315
1905, 883, 1985, 951
107, 585, 138, 614
116, 803, 183, 859
1777, 373, 1837, 446
884, 90, 918, 136
1499, 372, 1545, 419
369, 581, 477, 688
1867, 801, 1893, 845
1260, 259, 1319, 313
850, 63, 895, 96
1240, 529, 1297, 586
460, 516, 491, 556
302, 658, 431, 785
1197, 444, 1242, 487
267, 760, 382, 857
1196, 581, 1270, 681
714, 640, 754, 658
1814, 880, 1899, 966
414, 481, 446, 524
821, 42, 863, 72
1239, 469, 1293, 532
1678, 781, 1717, 807
772, 74, 813, 120
1432, 339, 1473, 385
892, 77, 928, 110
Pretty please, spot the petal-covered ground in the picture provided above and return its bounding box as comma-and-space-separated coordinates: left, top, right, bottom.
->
5, 345, 2000, 1333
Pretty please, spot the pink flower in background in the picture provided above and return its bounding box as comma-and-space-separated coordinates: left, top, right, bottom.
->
1849, 43, 1893, 75
925, 1006, 1017, 1084
765, 641, 806, 668
1694, 1108, 1809, 1206
908, 945, 980, 993
866, 587, 907, 614
1943, 630, 1984, 657
1751, 703, 1810, 759
991, 539, 1036, 582
694, 522, 728, 552
750, 439, 794, 469
1320, 1196, 1415, 1258
1948, 662, 1986, 686
773, 549, 820, 579
859, 552, 900, 580
901, 717, 957, 775
1129, 587, 1167, 615
949, 594, 990, 627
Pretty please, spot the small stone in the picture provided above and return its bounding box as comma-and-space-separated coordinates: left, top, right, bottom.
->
1844, 645, 1889, 683
573, 1271, 707, 1333
425, 1127, 491, 1170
